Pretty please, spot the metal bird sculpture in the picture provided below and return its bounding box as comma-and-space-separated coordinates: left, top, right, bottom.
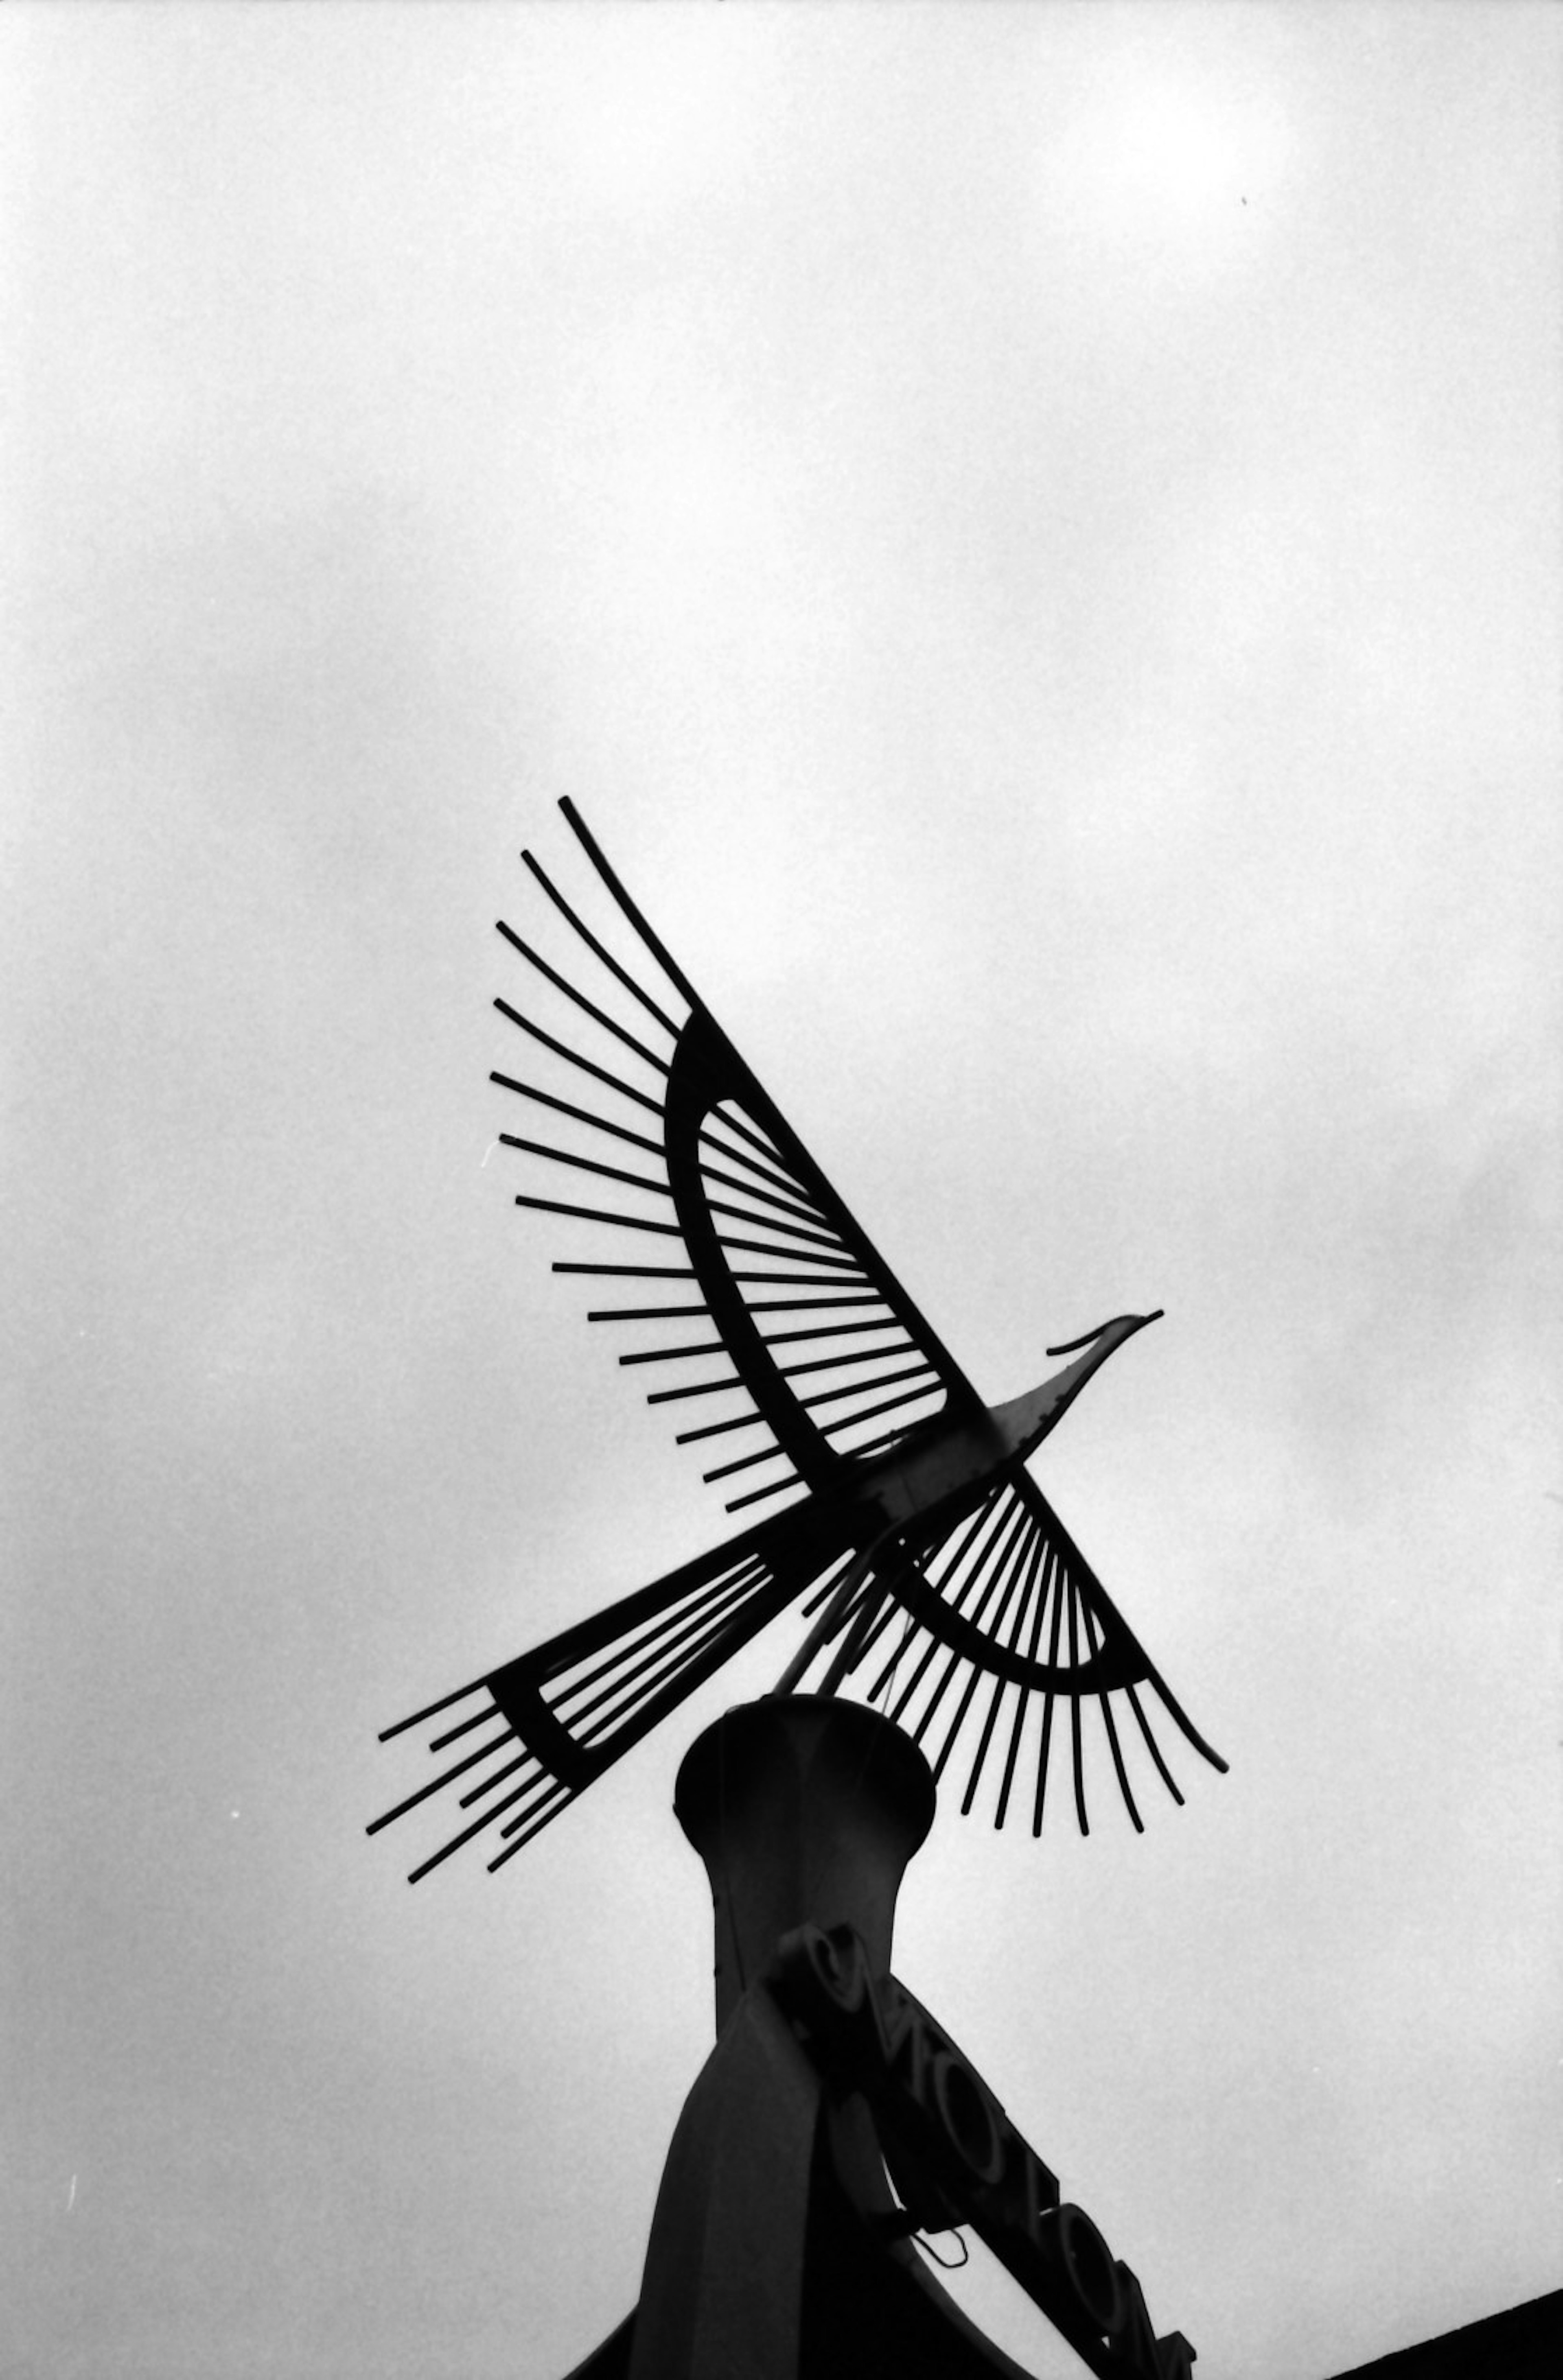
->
370, 802, 1226, 1882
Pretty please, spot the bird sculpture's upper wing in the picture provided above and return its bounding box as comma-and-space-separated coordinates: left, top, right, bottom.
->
798, 1467, 1228, 1836
491, 800, 988, 1510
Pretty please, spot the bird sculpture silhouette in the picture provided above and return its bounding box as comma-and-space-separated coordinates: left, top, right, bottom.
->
370, 802, 1226, 1882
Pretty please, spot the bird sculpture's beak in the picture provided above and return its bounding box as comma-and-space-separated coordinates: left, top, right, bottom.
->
1046, 1308, 1163, 1359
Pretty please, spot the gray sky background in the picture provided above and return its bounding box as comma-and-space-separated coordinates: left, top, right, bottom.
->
3, 7, 1559, 2379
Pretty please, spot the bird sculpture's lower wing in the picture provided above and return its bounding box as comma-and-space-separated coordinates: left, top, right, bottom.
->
770, 1467, 1228, 1837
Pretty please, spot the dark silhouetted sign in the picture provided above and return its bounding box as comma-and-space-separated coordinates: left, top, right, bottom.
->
774, 1919, 1196, 2380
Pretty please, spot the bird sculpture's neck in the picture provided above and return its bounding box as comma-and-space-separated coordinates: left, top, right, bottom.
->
862, 1311, 1162, 1536
987, 1309, 1163, 1466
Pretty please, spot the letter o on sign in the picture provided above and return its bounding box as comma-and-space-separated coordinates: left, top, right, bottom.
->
931, 2052, 1006, 2188
802, 1924, 865, 2015
1054, 2203, 1125, 2337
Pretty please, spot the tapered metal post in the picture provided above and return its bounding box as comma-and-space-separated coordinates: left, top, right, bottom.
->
624, 1699, 933, 2380
674, 1694, 936, 2039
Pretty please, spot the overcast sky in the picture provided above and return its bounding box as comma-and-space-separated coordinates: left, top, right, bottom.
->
3, 6, 1559, 2379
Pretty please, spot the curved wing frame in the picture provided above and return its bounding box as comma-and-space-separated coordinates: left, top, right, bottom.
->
493, 800, 985, 1513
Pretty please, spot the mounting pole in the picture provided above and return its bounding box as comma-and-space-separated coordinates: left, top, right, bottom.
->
602, 1700, 1042, 2380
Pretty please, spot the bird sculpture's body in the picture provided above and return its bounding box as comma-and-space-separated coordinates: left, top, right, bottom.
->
371, 802, 1225, 1882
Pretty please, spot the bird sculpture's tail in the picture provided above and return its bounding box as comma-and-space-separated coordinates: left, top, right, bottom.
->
368, 1504, 875, 1882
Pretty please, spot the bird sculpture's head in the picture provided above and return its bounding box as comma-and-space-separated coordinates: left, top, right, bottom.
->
988, 1309, 1164, 1466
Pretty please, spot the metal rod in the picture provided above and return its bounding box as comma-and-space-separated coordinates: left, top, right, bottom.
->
491, 1073, 664, 1158
995, 1547, 1056, 1828
500, 1136, 670, 1200
744, 1296, 883, 1316
700, 1097, 787, 1172
558, 797, 705, 1011
521, 848, 682, 1038
769, 1337, 913, 1382
799, 1549, 858, 1618
961, 1530, 1046, 1817
758, 1313, 898, 1345
797, 1360, 935, 1415
698, 1126, 829, 1217
458, 1746, 544, 1809
815, 1377, 942, 1439
703, 1439, 790, 1484
1123, 1681, 1184, 1805
1078, 1602, 1142, 1832
552, 1564, 772, 1696
1144, 1671, 1230, 1774
726, 1470, 802, 1512
552, 1262, 696, 1279
676, 1407, 769, 1445
496, 920, 670, 1077
645, 1373, 747, 1404
933, 1548, 1020, 1786
867, 1593, 922, 1711
842, 1581, 907, 1681
513, 1194, 682, 1236
1098, 1691, 1142, 1832
409, 1774, 562, 1883
1031, 1570, 1068, 1837
812, 1585, 882, 1698
770, 1575, 864, 1696
549, 1569, 767, 1737
866, 1489, 1003, 1703
429, 1702, 501, 1754
548, 1562, 767, 1712
492, 1008, 665, 1117
482, 1770, 575, 1846
697, 1157, 831, 1231
887, 1492, 1015, 1720
1068, 1584, 1088, 1835
713, 1230, 864, 1272
771, 1528, 895, 1695
554, 1576, 775, 1753
366, 1724, 518, 1834
485, 1781, 578, 1873
705, 1197, 847, 1254
587, 1303, 711, 1322
729, 1270, 880, 1287
377, 1676, 488, 1743
919, 1505, 1033, 1765
619, 1339, 725, 1365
